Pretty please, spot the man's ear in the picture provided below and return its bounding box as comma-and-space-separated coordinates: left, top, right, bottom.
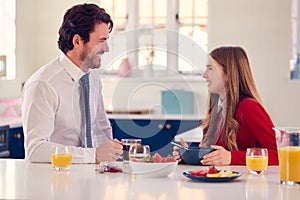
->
72, 34, 82, 47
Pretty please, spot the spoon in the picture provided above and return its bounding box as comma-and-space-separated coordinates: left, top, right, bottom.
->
171, 142, 189, 150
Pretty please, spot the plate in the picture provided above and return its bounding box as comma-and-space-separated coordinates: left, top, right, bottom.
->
183, 171, 242, 182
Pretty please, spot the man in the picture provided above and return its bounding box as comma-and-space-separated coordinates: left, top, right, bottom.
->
22, 3, 123, 163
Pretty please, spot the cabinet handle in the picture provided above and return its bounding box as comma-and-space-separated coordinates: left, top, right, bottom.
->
158, 124, 172, 129
165, 124, 171, 129
158, 124, 164, 129
14, 133, 21, 139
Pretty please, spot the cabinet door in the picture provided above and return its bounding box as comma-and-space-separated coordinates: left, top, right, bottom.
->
8, 127, 25, 159
109, 119, 199, 157
153, 120, 200, 156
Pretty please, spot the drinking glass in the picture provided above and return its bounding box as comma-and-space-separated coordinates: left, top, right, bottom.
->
121, 139, 142, 163
274, 127, 300, 185
51, 146, 72, 171
129, 144, 150, 162
246, 148, 268, 175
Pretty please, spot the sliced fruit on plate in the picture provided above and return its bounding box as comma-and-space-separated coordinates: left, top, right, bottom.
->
191, 166, 217, 177
191, 169, 207, 177
183, 170, 242, 182
191, 166, 239, 178
207, 166, 218, 174
135, 152, 176, 163
152, 153, 176, 162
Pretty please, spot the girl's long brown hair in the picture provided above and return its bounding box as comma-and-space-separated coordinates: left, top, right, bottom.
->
201, 46, 262, 150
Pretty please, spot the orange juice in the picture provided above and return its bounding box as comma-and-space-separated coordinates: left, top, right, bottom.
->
51, 154, 72, 167
278, 147, 300, 182
246, 156, 268, 171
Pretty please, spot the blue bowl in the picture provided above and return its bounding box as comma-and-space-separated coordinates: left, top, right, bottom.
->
179, 147, 215, 165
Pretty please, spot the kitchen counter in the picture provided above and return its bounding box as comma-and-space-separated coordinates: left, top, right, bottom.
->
0, 116, 201, 158
0, 159, 298, 200
0, 114, 203, 128
107, 113, 204, 120
0, 116, 22, 128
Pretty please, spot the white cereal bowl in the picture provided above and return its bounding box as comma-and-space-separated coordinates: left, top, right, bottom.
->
129, 161, 178, 178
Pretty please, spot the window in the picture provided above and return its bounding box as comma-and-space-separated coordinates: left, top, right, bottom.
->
99, 0, 208, 77
99, 0, 127, 72
291, 0, 300, 80
178, 0, 208, 74
0, 0, 16, 80
138, 0, 167, 72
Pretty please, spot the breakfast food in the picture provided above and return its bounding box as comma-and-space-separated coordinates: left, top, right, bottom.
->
131, 152, 177, 163
190, 166, 238, 178
96, 163, 123, 173
104, 165, 123, 173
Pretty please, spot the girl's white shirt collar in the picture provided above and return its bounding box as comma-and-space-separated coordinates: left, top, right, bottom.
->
218, 97, 226, 116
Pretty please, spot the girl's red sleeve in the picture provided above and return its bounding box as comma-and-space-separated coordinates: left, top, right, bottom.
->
230, 98, 278, 165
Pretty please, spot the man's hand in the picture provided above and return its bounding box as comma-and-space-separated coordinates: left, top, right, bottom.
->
95, 138, 123, 163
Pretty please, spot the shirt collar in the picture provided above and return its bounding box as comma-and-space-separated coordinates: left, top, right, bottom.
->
59, 53, 89, 82
217, 98, 226, 115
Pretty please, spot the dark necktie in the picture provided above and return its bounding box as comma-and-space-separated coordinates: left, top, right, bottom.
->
80, 73, 92, 148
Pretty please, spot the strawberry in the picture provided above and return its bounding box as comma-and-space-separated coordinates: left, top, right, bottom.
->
191, 169, 207, 177
152, 152, 163, 162
151, 153, 176, 162
197, 170, 208, 177
207, 166, 218, 174
165, 157, 176, 162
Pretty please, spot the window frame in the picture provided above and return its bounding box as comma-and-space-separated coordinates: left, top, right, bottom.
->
99, 0, 208, 77
0, 0, 16, 80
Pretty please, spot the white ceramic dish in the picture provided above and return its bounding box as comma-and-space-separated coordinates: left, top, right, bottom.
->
129, 161, 178, 178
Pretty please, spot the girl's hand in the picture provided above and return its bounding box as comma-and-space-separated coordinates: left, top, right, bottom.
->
179, 138, 188, 148
172, 138, 188, 161
201, 145, 231, 166
172, 146, 182, 161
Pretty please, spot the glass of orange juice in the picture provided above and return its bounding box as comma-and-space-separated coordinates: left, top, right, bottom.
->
51, 146, 72, 171
274, 127, 300, 185
246, 148, 268, 175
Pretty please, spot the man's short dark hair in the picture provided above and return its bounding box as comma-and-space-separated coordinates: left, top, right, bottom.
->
58, 3, 113, 54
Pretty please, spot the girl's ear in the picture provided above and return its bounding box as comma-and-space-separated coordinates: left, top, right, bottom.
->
224, 73, 229, 84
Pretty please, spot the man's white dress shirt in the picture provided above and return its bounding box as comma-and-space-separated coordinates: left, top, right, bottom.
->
22, 53, 112, 163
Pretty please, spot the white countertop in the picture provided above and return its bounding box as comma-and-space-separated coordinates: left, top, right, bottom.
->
0, 114, 203, 129
107, 113, 204, 120
0, 117, 22, 128
0, 159, 298, 200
